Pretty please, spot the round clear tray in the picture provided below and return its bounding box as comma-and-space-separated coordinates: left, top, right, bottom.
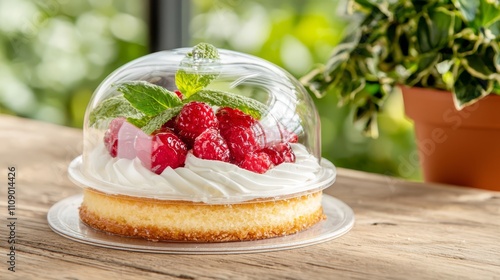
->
47, 194, 354, 254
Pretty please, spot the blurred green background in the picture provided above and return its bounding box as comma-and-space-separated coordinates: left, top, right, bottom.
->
0, 0, 420, 180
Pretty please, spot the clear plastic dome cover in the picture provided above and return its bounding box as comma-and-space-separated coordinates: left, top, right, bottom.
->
68, 43, 335, 203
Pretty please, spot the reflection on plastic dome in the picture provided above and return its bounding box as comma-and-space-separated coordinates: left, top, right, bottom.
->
69, 43, 335, 202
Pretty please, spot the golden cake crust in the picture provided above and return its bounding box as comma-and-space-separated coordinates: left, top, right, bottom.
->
79, 189, 326, 242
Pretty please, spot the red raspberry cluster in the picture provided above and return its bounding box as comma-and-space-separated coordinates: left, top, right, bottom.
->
103, 101, 297, 174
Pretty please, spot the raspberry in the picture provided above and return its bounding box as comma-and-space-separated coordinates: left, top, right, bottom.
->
175, 101, 218, 147
239, 151, 273, 174
134, 130, 187, 174
152, 126, 172, 135
276, 122, 298, 143
104, 118, 124, 157
283, 130, 298, 143
222, 126, 264, 163
104, 117, 138, 159
161, 116, 177, 130
216, 107, 266, 162
216, 107, 256, 132
193, 128, 231, 162
261, 143, 296, 165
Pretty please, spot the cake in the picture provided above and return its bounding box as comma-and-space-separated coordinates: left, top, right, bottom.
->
69, 43, 336, 242
79, 189, 324, 242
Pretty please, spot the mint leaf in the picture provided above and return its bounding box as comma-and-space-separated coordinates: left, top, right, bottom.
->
186, 90, 267, 119
127, 116, 151, 128
175, 43, 220, 98
125, 106, 182, 135
188, 43, 220, 60
89, 95, 143, 126
175, 70, 218, 97
141, 106, 183, 135
116, 81, 183, 116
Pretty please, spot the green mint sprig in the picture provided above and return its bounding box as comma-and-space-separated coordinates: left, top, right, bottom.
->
89, 95, 144, 126
139, 106, 183, 135
89, 43, 267, 134
175, 70, 218, 98
90, 82, 183, 134
175, 42, 220, 98
117, 81, 183, 116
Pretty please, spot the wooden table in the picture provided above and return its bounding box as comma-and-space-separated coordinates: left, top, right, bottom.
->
1, 114, 499, 279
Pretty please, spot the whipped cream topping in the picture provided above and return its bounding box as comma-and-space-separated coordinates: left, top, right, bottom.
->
75, 143, 335, 203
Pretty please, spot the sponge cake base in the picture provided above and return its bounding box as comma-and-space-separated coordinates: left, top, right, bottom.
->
79, 188, 325, 242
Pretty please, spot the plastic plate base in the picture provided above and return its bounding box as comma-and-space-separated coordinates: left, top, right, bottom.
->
47, 194, 354, 254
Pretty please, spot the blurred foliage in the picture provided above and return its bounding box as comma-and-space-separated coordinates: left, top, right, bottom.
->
302, 0, 500, 138
0, 0, 147, 127
0, 0, 420, 180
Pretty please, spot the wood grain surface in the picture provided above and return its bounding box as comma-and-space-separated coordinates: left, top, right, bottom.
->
0, 115, 499, 280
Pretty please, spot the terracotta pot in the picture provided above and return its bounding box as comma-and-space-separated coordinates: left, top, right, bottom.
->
401, 86, 500, 191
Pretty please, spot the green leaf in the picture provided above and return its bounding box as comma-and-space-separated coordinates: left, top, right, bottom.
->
453, 0, 479, 22
302, 30, 362, 99
89, 95, 143, 126
353, 97, 379, 138
406, 53, 441, 86
462, 54, 500, 81
417, 15, 432, 53
478, 0, 500, 29
430, 8, 455, 47
453, 71, 491, 108
186, 90, 267, 119
300, 67, 333, 98
127, 116, 151, 128
353, 0, 378, 10
116, 81, 183, 116
339, 65, 366, 102
488, 21, 500, 37
140, 106, 183, 135
454, 0, 500, 32
175, 69, 218, 98
417, 9, 454, 53
325, 29, 361, 73
175, 43, 221, 98
493, 83, 500, 94
187, 42, 220, 60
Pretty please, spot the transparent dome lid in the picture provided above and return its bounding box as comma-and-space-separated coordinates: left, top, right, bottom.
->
68, 43, 336, 203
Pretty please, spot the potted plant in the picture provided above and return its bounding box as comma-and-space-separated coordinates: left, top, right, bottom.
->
301, 0, 500, 191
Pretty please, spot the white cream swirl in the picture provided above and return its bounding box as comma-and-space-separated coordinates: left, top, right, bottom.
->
73, 143, 335, 203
